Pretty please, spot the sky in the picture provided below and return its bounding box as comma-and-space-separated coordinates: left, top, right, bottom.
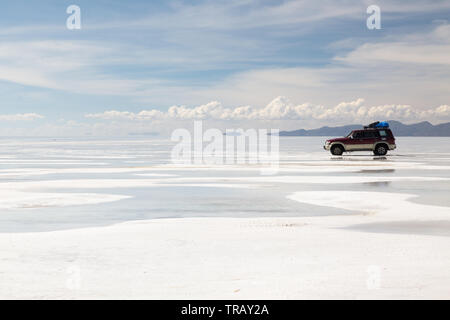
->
0, 0, 449, 136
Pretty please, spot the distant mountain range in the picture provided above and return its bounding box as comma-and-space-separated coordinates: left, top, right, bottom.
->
278, 121, 450, 137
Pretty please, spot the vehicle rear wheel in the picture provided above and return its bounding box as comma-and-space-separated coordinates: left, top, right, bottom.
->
331, 145, 344, 156
374, 144, 388, 156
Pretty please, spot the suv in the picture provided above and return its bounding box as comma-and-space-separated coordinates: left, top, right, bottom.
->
323, 122, 396, 156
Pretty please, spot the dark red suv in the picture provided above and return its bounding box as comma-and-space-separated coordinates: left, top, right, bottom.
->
324, 123, 396, 156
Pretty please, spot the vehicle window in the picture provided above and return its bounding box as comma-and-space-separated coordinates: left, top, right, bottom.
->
363, 131, 376, 138
353, 132, 363, 139
379, 130, 387, 137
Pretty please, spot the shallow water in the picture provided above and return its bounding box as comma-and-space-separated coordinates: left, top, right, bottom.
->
0, 136, 449, 233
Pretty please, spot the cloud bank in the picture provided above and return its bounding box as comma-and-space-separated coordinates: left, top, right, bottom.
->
0, 113, 44, 121
85, 97, 450, 124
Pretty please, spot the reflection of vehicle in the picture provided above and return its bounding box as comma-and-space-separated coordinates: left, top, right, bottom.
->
323, 122, 396, 156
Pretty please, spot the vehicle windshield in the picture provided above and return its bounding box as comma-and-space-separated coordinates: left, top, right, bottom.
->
346, 132, 353, 138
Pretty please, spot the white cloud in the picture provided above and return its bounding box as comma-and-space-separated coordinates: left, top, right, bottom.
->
85, 110, 165, 120
85, 97, 450, 124
0, 113, 44, 121
335, 24, 450, 66
0, 40, 164, 95
4, 99, 450, 137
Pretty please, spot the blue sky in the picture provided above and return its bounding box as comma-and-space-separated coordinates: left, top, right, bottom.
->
0, 0, 450, 135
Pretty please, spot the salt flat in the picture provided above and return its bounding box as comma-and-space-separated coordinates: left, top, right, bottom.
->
1, 216, 449, 299
0, 137, 449, 299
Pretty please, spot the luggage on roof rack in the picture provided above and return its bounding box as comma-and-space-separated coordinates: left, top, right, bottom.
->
364, 121, 379, 129
375, 121, 389, 128
364, 121, 389, 129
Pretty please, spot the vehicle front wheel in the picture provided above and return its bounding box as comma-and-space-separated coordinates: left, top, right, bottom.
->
374, 144, 388, 156
331, 145, 344, 156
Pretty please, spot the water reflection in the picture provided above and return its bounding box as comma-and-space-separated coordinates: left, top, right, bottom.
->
364, 181, 391, 187
359, 169, 396, 174
329, 156, 388, 161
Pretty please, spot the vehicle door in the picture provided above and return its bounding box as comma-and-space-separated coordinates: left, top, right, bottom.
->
362, 130, 378, 150
346, 131, 364, 150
